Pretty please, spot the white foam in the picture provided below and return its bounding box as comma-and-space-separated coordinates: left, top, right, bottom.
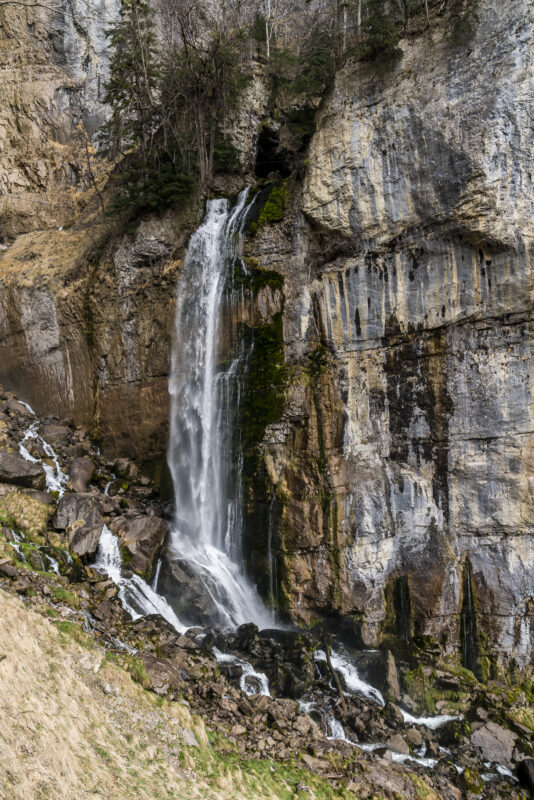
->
93, 525, 186, 633
314, 648, 385, 706
400, 708, 461, 729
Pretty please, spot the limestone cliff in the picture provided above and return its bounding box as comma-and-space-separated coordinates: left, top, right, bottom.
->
247, 0, 533, 668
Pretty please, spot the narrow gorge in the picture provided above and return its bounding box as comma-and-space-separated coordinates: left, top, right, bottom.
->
0, 0, 532, 798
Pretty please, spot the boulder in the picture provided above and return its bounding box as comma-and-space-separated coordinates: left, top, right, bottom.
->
0, 452, 45, 489
0, 561, 18, 578
181, 728, 199, 747
470, 721, 517, 764
38, 424, 70, 444
109, 515, 167, 579
113, 457, 139, 482
404, 727, 423, 748
385, 651, 401, 701
386, 733, 410, 755
6, 398, 32, 417
157, 556, 222, 626
53, 493, 101, 531
68, 457, 95, 493
140, 653, 186, 695
68, 521, 102, 558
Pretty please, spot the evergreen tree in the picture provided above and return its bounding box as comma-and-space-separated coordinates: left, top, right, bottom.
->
99, 0, 160, 169
357, 0, 402, 64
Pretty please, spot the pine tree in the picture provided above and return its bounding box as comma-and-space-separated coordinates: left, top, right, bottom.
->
358, 0, 402, 64
99, 0, 161, 208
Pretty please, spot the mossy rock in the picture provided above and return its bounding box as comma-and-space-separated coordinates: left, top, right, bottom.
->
250, 182, 290, 234
459, 767, 484, 794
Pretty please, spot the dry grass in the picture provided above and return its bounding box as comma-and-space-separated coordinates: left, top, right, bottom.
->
0, 590, 357, 800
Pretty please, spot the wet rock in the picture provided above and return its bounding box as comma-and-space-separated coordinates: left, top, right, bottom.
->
157, 556, 221, 626
0, 452, 45, 490
459, 767, 484, 795
68, 457, 95, 493
470, 721, 517, 764
437, 719, 469, 747
109, 515, 167, 579
384, 702, 404, 728
68, 522, 102, 558
517, 758, 534, 793
6, 398, 32, 417
27, 549, 44, 570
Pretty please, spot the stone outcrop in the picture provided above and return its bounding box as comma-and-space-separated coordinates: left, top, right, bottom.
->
0, 0, 117, 238
243, 0, 534, 667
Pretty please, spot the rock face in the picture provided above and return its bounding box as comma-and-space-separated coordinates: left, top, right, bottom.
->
0, 0, 118, 238
242, 0, 534, 667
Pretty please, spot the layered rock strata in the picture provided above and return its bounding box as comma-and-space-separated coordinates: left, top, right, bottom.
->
248, 0, 533, 667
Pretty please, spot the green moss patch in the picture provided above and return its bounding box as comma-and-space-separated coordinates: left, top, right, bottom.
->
241, 313, 287, 449
250, 182, 289, 234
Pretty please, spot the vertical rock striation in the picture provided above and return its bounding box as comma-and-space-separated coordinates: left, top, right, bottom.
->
249, 0, 533, 666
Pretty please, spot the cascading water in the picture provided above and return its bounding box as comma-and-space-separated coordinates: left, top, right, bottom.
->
166, 189, 272, 630
93, 525, 185, 632
18, 402, 69, 496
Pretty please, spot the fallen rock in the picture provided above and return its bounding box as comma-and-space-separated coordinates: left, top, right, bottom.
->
0, 452, 45, 490
141, 653, 186, 695
386, 733, 410, 755
157, 556, 221, 626
0, 561, 18, 578
6, 398, 32, 417
404, 727, 423, 748
68, 520, 102, 558
470, 721, 517, 764
38, 424, 70, 444
385, 650, 401, 701
300, 754, 330, 771
109, 515, 167, 579
68, 457, 95, 493
54, 493, 102, 531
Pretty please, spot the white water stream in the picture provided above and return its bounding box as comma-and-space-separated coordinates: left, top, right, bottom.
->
18, 402, 69, 496
93, 525, 185, 633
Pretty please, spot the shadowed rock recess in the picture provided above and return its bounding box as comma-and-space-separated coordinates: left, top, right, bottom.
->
0, 0, 532, 796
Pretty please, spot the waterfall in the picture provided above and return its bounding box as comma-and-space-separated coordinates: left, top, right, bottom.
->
166, 189, 272, 630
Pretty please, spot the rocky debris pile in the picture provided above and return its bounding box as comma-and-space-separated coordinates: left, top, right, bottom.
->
0, 387, 531, 799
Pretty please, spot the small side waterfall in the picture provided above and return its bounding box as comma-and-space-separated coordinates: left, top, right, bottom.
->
166, 189, 272, 630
